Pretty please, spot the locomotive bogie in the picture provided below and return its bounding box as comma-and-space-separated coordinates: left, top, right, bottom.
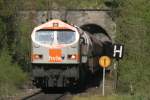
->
32, 64, 80, 87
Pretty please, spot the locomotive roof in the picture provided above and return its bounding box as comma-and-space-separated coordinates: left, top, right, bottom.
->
33, 19, 76, 31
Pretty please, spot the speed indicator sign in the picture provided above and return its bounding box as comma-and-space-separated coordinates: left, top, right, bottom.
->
99, 56, 112, 96
99, 56, 111, 68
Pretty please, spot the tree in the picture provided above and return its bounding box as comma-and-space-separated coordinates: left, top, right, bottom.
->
116, 0, 150, 95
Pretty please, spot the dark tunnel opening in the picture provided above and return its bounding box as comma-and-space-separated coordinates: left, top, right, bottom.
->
80, 24, 111, 39
80, 24, 113, 57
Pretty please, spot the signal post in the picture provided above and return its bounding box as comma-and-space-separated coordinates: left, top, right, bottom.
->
99, 56, 111, 96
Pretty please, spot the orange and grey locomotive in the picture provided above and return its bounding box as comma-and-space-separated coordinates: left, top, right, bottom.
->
31, 19, 111, 88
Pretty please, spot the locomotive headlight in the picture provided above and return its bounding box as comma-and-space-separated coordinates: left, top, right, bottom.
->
32, 54, 43, 60
67, 54, 78, 60
71, 55, 76, 59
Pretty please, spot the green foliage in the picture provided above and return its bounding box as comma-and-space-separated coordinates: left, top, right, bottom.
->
0, 0, 19, 50
20, 0, 104, 10
0, 0, 20, 17
0, 49, 27, 97
0, 0, 28, 97
116, 0, 150, 95
73, 94, 149, 100
0, 18, 6, 48
14, 13, 35, 71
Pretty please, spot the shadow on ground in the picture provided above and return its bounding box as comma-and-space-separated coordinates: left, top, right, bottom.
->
42, 68, 107, 95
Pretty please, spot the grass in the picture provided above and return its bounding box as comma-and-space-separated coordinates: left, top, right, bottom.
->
73, 94, 149, 100
0, 49, 27, 98
116, 0, 150, 95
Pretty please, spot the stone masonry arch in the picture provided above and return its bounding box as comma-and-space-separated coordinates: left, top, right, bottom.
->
20, 9, 116, 41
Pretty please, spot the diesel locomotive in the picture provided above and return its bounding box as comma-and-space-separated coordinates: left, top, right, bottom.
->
31, 19, 112, 88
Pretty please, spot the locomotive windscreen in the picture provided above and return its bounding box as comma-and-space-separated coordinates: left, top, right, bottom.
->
35, 29, 76, 45
35, 30, 54, 44
57, 30, 75, 44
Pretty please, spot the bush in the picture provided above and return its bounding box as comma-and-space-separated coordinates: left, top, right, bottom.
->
116, 0, 150, 96
0, 49, 27, 97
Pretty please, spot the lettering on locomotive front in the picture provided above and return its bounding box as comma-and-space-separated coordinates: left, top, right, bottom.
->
49, 56, 62, 62
49, 49, 62, 62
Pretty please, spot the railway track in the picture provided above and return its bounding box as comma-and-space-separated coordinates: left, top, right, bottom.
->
21, 89, 71, 100
21, 69, 115, 100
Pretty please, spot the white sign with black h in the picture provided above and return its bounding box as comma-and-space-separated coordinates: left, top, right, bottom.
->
113, 44, 124, 59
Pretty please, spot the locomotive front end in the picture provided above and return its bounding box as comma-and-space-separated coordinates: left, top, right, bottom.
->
31, 19, 81, 88
31, 20, 80, 64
